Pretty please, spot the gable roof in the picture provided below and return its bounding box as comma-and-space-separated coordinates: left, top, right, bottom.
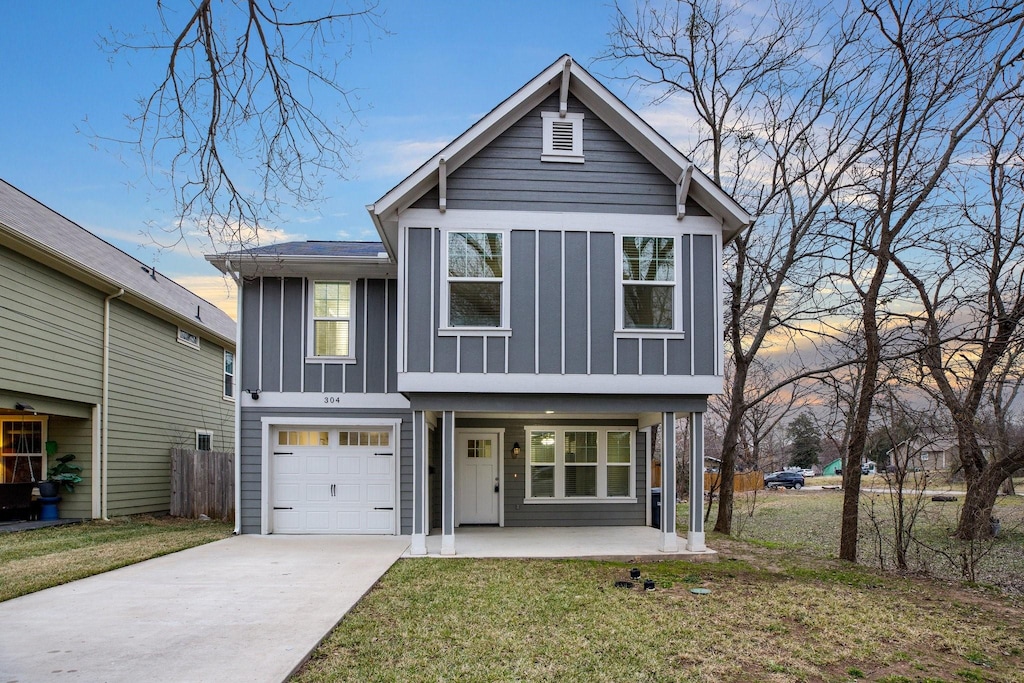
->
0, 179, 235, 346
367, 55, 752, 258
206, 240, 393, 278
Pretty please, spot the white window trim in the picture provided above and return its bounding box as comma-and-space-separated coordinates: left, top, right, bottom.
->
442, 229, 510, 331
195, 429, 213, 451
524, 425, 636, 502
1, 416, 49, 483
223, 350, 235, 401
306, 280, 355, 361
616, 234, 686, 337
177, 327, 201, 349
541, 111, 584, 163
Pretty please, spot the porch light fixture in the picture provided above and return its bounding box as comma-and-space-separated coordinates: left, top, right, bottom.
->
511, 442, 521, 458
246, 389, 260, 400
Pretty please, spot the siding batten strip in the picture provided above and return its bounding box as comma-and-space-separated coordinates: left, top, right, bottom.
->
363, 279, 369, 393
689, 235, 695, 375
586, 231, 591, 375
279, 279, 284, 391
300, 279, 306, 392
258, 278, 264, 390
534, 229, 540, 374
430, 229, 436, 373
560, 230, 565, 374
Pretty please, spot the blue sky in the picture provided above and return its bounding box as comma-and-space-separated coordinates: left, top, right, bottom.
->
0, 1, 685, 315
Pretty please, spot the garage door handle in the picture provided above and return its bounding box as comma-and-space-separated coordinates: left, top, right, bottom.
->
375, 452, 393, 456
374, 507, 393, 511
274, 452, 293, 455
331, 484, 336, 497
273, 507, 293, 510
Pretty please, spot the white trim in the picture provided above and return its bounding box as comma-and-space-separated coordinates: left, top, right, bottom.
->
91, 404, 101, 519
398, 372, 724, 395
242, 392, 410, 409
401, 209, 723, 234
223, 349, 236, 401
397, 224, 408, 374
307, 280, 355, 360
442, 229, 510, 330
541, 111, 584, 163
437, 327, 512, 337
523, 425, 635, 501
176, 327, 201, 349
260, 417, 402, 536
195, 429, 214, 451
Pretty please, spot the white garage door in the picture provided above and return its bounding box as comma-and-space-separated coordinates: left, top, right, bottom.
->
271, 427, 396, 534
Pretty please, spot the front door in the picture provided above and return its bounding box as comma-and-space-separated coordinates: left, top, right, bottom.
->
457, 431, 499, 524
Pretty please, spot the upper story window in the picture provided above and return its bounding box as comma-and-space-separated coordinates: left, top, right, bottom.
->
223, 350, 235, 400
177, 327, 200, 349
541, 111, 584, 163
447, 232, 505, 328
311, 281, 352, 357
621, 236, 675, 330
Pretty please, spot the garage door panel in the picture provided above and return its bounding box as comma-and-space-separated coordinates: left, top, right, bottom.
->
272, 427, 397, 534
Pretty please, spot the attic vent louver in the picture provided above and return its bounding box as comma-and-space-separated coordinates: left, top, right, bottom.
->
541, 111, 584, 163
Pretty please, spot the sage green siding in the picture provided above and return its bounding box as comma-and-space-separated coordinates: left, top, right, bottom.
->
1, 243, 235, 517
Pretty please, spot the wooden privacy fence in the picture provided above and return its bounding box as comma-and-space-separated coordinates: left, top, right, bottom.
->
171, 448, 234, 521
704, 471, 764, 495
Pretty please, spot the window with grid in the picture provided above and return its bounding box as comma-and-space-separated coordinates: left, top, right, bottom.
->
525, 427, 635, 500
447, 232, 504, 327
312, 281, 352, 357
622, 236, 675, 329
223, 350, 234, 399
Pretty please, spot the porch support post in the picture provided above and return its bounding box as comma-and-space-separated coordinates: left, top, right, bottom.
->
687, 411, 706, 552
659, 412, 679, 552
441, 410, 456, 555
410, 410, 427, 555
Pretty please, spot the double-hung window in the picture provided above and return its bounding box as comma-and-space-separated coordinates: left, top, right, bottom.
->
621, 236, 675, 329
526, 427, 635, 500
447, 232, 505, 328
223, 350, 234, 399
311, 281, 352, 357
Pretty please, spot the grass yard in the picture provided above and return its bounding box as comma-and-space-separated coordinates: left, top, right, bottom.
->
717, 489, 1024, 595
293, 555, 1024, 683
0, 515, 232, 602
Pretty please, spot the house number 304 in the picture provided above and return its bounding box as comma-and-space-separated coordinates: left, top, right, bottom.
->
323, 396, 345, 404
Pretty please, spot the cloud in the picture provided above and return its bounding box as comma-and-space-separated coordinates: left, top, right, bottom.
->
172, 274, 238, 320
359, 138, 451, 179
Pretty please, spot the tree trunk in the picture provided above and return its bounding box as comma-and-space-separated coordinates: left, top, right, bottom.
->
713, 359, 749, 535
956, 450, 1023, 539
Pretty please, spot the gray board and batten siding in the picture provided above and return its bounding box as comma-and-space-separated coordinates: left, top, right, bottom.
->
240, 276, 398, 395
411, 94, 710, 217
238, 407, 414, 534
404, 228, 718, 377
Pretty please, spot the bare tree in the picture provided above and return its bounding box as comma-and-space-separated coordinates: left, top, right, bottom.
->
888, 100, 1024, 538
833, 0, 1024, 561
607, 0, 873, 535
102, 0, 384, 250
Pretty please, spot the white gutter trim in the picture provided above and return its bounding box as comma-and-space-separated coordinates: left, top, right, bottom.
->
225, 260, 243, 535
101, 288, 125, 520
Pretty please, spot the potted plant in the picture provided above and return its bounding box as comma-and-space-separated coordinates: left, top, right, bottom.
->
42, 441, 82, 495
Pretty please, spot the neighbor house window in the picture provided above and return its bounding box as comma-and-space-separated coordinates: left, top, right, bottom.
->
1, 418, 47, 484
312, 281, 352, 357
196, 430, 213, 451
621, 236, 675, 329
177, 327, 200, 349
447, 232, 504, 327
526, 427, 635, 500
223, 350, 234, 399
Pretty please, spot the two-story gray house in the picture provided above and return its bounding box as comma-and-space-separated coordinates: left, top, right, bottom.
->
208, 56, 751, 555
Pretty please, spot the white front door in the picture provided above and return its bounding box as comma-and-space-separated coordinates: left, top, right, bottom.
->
457, 431, 500, 524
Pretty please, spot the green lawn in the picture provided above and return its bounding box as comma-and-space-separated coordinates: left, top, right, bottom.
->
0, 515, 232, 602
293, 555, 1024, 682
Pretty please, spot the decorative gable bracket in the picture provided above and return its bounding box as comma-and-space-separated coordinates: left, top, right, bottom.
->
676, 164, 694, 220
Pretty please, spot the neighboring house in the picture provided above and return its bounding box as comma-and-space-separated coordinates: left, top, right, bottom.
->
822, 458, 842, 476
887, 432, 994, 473
207, 55, 751, 554
0, 179, 236, 519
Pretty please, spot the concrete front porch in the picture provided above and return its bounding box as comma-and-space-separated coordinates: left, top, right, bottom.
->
408, 526, 717, 562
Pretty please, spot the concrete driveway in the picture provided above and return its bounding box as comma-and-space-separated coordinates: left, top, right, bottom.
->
0, 534, 409, 683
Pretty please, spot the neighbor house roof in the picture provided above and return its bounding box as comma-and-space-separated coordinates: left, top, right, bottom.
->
0, 178, 235, 346
367, 54, 753, 258
206, 240, 394, 279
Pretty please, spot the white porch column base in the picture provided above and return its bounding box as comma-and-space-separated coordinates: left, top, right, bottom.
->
441, 534, 456, 556
686, 531, 706, 552
659, 530, 679, 553
410, 533, 427, 556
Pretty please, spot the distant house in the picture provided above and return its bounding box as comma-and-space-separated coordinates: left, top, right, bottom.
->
887, 432, 994, 473
208, 56, 751, 554
0, 179, 236, 519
